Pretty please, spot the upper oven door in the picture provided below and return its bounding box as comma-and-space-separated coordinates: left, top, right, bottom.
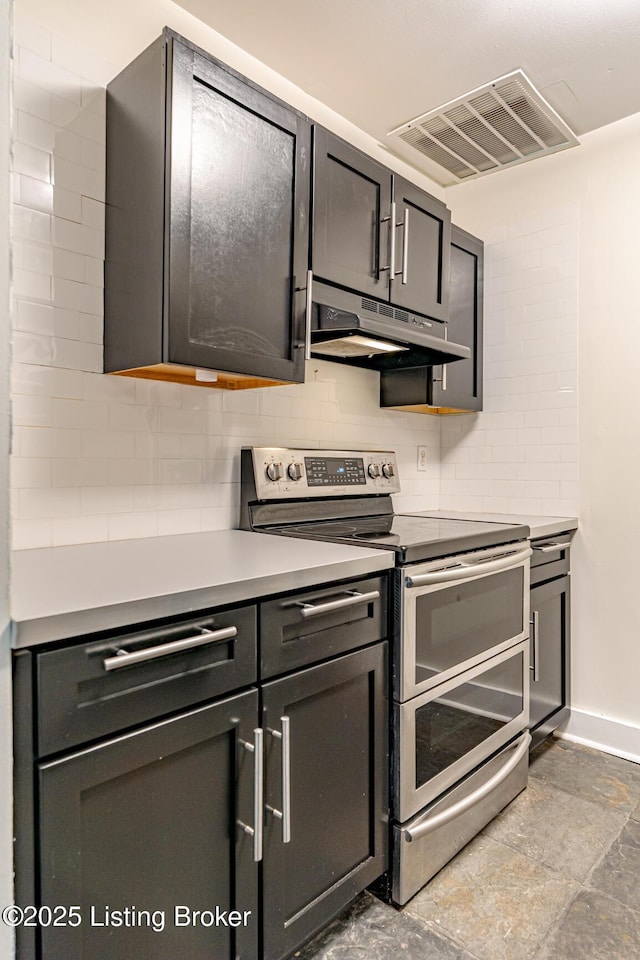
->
399, 542, 531, 702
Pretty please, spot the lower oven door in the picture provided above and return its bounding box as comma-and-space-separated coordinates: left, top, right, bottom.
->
400, 541, 531, 702
392, 731, 530, 906
395, 639, 529, 823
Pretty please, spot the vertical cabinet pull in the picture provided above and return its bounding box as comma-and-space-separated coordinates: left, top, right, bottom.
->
380, 201, 397, 278
401, 207, 409, 284
529, 611, 540, 682
267, 716, 292, 844
304, 269, 313, 361
239, 728, 264, 862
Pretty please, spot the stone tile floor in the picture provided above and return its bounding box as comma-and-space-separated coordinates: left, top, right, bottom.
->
296, 738, 640, 960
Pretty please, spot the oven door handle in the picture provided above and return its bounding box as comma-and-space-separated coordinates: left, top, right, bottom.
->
405, 545, 532, 588
404, 732, 531, 843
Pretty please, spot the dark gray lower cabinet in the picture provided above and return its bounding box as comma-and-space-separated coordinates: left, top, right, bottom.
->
16, 591, 389, 960
529, 534, 572, 747
39, 691, 259, 960
262, 644, 388, 960
529, 574, 571, 742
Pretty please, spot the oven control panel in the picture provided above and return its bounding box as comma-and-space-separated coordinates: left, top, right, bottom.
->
247, 447, 401, 500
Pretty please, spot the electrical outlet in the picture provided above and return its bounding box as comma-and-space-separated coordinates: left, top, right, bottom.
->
417, 446, 427, 472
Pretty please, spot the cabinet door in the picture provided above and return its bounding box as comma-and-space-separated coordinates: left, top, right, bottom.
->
529, 576, 570, 731
313, 128, 391, 298
431, 225, 483, 411
392, 176, 451, 323
39, 691, 259, 960
168, 40, 310, 382
262, 644, 388, 960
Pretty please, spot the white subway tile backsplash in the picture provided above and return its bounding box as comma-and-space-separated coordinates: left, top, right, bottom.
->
52, 216, 104, 258
18, 48, 83, 104
13, 139, 51, 182
17, 175, 54, 214
52, 458, 109, 487
11, 456, 52, 488
13, 205, 51, 243
14, 76, 51, 122
80, 486, 133, 515
13, 266, 51, 301
12, 518, 53, 550
52, 337, 102, 372
107, 512, 159, 542
51, 514, 108, 546
18, 486, 81, 518
16, 110, 57, 153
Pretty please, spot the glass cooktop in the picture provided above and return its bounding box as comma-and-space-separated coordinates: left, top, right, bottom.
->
265, 514, 529, 564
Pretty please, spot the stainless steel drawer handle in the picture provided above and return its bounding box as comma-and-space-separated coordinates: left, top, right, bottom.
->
297, 589, 380, 619
404, 733, 531, 843
266, 716, 291, 844
238, 728, 264, 862
405, 546, 532, 588
533, 543, 564, 554
103, 625, 238, 671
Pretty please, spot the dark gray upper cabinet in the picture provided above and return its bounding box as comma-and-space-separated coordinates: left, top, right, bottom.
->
105, 30, 311, 390
431, 225, 484, 410
380, 224, 484, 414
312, 128, 450, 322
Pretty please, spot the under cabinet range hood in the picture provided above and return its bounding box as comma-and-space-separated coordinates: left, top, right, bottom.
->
309, 280, 470, 371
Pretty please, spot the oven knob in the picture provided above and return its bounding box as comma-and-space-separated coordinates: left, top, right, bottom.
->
382, 462, 395, 478
266, 462, 282, 482
287, 462, 303, 481
368, 463, 381, 479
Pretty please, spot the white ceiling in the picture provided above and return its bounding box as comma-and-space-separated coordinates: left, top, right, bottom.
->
176, 0, 640, 183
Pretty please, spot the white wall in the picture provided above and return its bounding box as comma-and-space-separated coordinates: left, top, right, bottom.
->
0, 0, 15, 953
446, 113, 640, 736
10, 0, 445, 551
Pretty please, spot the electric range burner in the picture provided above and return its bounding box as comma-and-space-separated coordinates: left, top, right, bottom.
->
240, 447, 529, 564
264, 514, 528, 563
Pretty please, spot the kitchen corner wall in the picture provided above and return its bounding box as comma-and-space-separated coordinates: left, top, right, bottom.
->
439, 208, 578, 517
446, 113, 640, 741
10, 1, 443, 551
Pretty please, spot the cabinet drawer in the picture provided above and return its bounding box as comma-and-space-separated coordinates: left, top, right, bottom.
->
37, 605, 257, 757
260, 575, 387, 679
530, 534, 571, 585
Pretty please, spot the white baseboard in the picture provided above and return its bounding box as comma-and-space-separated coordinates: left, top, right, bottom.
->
556, 708, 640, 765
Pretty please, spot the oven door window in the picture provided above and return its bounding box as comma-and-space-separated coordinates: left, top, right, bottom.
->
414, 567, 524, 685
415, 653, 524, 789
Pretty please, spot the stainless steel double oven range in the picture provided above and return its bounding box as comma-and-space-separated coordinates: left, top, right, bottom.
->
241, 447, 532, 906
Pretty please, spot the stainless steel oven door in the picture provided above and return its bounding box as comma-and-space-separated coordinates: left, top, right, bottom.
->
395, 639, 529, 822
400, 542, 531, 702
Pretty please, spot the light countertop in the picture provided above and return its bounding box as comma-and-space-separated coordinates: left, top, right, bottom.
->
11, 529, 395, 648
413, 511, 577, 541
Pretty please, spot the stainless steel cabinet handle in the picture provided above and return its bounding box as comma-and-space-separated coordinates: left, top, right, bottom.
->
530, 611, 540, 682
238, 728, 264, 862
405, 546, 532, 587
404, 733, 531, 842
381, 201, 397, 278
103, 625, 237, 671
304, 269, 313, 361
533, 542, 564, 554
297, 589, 380, 619
267, 716, 291, 843
401, 207, 409, 284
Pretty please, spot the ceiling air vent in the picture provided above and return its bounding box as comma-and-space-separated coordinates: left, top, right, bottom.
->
388, 70, 579, 185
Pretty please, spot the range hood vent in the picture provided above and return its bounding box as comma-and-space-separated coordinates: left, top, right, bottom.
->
388, 70, 579, 184
309, 281, 470, 371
